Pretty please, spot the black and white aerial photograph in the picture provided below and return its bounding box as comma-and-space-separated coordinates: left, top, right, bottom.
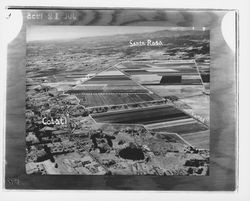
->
25, 26, 210, 176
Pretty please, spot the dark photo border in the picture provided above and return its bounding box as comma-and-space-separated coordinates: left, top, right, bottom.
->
5, 8, 237, 190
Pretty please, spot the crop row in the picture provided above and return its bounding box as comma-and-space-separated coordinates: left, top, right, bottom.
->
91, 105, 190, 124
77, 93, 160, 107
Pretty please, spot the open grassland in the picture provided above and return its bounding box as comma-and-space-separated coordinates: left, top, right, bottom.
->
150, 121, 208, 134
150, 123, 209, 150
179, 130, 209, 150
178, 94, 210, 122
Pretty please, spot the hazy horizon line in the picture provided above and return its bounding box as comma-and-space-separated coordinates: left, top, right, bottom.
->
27, 26, 207, 42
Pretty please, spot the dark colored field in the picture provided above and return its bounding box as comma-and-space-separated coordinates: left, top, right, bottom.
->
157, 73, 199, 76
181, 79, 202, 85
92, 105, 190, 124
201, 74, 210, 82
152, 69, 198, 74
124, 70, 149, 75
144, 82, 202, 86
143, 76, 202, 85
90, 76, 131, 81
160, 75, 182, 84
155, 133, 187, 144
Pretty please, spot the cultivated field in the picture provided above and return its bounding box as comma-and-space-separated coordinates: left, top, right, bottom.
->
145, 85, 204, 98
91, 105, 190, 124
75, 93, 161, 107
64, 66, 163, 107
118, 60, 203, 86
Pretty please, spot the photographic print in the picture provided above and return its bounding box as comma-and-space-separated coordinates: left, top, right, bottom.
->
25, 26, 210, 176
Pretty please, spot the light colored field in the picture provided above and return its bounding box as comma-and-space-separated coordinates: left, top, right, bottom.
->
98, 70, 124, 76
150, 121, 208, 135
131, 74, 161, 84
153, 59, 195, 64
182, 75, 201, 79
145, 85, 204, 98
146, 69, 179, 72
146, 118, 197, 130
180, 130, 209, 150
179, 94, 209, 122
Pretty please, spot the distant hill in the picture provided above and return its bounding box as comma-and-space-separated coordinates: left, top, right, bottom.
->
29, 29, 209, 44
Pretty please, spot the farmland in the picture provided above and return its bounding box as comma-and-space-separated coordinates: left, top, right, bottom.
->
145, 85, 204, 98
91, 105, 190, 124
117, 59, 209, 100
65, 67, 162, 107
75, 93, 161, 107
118, 60, 203, 86
25, 27, 210, 175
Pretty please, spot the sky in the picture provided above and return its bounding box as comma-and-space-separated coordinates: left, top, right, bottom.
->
26, 26, 199, 42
